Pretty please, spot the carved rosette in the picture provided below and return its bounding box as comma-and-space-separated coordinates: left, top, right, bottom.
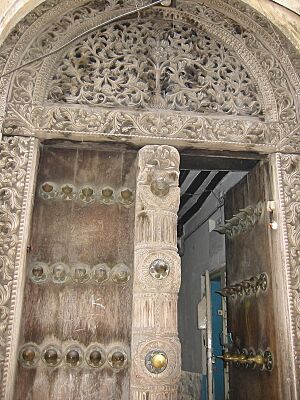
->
131, 145, 181, 399
0, 136, 39, 398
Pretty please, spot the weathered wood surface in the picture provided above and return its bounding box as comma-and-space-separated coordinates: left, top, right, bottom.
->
14, 143, 137, 399
225, 159, 284, 400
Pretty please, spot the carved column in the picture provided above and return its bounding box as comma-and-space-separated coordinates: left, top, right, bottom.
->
130, 145, 181, 399
0, 136, 39, 400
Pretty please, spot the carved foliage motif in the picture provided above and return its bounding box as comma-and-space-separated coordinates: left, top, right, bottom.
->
0, 137, 37, 387
131, 145, 181, 398
279, 154, 300, 392
47, 19, 263, 117
176, 0, 299, 124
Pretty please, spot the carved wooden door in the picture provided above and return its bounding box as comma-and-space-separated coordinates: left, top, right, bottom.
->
219, 159, 287, 400
15, 143, 137, 399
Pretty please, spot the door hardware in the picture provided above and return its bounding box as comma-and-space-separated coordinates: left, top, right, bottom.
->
214, 202, 262, 238
217, 349, 273, 371
267, 200, 278, 230
216, 273, 268, 299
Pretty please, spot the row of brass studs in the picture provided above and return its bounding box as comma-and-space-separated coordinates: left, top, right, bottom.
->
29, 262, 131, 285
217, 273, 268, 299
19, 343, 128, 370
39, 182, 135, 206
217, 348, 273, 371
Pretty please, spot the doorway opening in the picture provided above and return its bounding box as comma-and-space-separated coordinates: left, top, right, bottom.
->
177, 151, 262, 400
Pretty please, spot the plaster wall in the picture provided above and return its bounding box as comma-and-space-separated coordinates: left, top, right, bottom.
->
0, 0, 299, 51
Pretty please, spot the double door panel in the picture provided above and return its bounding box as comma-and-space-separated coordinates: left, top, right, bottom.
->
15, 144, 137, 399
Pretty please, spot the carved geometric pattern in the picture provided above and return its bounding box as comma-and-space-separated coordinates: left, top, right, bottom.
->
132, 293, 178, 336
0, 136, 38, 397
47, 19, 263, 117
131, 145, 181, 397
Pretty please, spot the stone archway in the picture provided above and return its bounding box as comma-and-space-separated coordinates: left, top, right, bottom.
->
0, 1, 299, 398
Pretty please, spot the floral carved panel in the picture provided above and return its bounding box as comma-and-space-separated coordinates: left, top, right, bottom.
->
278, 154, 300, 396
47, 18, 263, 117
0, 136, 39, 400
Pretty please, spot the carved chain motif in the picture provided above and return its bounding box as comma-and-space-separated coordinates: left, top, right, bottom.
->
131, 145, 181, 399
0, 137, 38, 397
47, 18, 263, 117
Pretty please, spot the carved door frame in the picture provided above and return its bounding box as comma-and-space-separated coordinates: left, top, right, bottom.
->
0, 0, 299, 399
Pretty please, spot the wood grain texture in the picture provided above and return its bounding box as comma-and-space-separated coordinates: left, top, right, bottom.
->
14, 143, 137, 400
225, 159, 283, 400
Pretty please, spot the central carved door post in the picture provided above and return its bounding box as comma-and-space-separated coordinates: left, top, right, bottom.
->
130, 145, 181, 399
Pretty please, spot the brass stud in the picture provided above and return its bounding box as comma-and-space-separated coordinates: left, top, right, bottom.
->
42, 346, 61, 367
108, 347, 128, 370
150, 177, 170, 197
92, 263, 110, 284
30, 262, 48, 284
149, 259, 170, 280
86, 346, 106, 368
42, 183, 53, 193
65, 347, 83, 367
145, 350, 168, 374
111, 264, 131, 284
19, 344, 40, 368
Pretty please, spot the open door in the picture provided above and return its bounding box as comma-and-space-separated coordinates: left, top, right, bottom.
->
217, 158, 287, 399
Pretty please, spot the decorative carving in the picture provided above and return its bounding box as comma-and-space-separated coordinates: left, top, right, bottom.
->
4, 104, 288, 150
278, 154, 300, 394
47, 19, 263, 118
0, 136, 38, 397
131, 145, 181, 397
0, 0, 299, 395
